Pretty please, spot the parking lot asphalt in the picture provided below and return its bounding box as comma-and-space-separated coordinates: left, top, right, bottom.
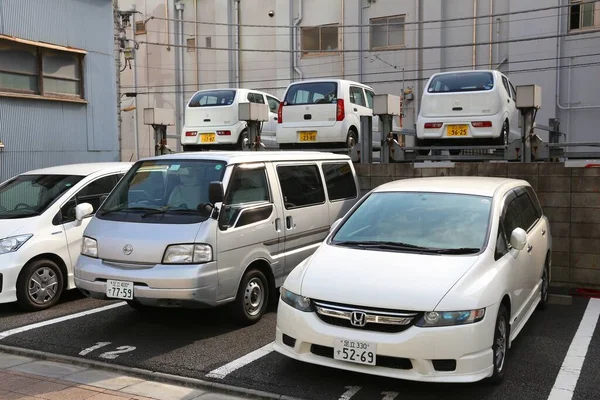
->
0, 294, 598, 400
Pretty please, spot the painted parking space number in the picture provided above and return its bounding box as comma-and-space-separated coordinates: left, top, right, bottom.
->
79, 342, 136, 360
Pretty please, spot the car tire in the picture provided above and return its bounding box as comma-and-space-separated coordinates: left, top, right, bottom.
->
488, 304, 509, 384
236, 130, 249, 150
232, 269, 269, 326
537, 259, 550, 311
346, 129, 358, 149
16, 259, 64, 311
495, 120, 509, 146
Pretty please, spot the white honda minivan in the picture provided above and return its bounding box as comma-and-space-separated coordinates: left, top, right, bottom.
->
181, 88, 280, 151
416, 70, 520, 155
276, 79, 384, 150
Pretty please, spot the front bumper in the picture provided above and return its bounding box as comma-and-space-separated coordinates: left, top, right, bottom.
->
0, 252, 23, 304
74, 255, 219, 308
273, 300, 496, 383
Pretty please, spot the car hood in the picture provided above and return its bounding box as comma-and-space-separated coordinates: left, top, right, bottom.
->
0, 218, 37, 239
299, 243, 480, 311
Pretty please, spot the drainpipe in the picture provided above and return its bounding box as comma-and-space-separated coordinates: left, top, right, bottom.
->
496, 17, 500, 67
293, 0, 303, 80
236, 0, 241, 87
488, 0, 493, 68
358, 1, 364, 82
289, 0, 294, 81
227, 0, 235, 86
194, 0, 199, 90
131, 5, 140, 160
415, 0, 423, 116
472, 0, 477, 69
175, 1, 185, 152
164, 0, 171, 51
555, 0, 600, 111
340, 0, 344, 78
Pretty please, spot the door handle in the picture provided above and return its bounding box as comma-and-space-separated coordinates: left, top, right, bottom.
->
286, 216, 293, 230
541, 229, 546, 236
527, 244, 533, 253
353, 108, 358, 111
275, 218, 281, 232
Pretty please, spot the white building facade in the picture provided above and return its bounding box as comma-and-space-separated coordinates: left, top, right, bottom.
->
116, 0, 600, 160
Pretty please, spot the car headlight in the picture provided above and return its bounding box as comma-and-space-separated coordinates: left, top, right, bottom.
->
416, 309, 486, 327
280, 287, 312, 312
162, 244, 212, 264
81, 236, 98, 258
0, 234, 33, 255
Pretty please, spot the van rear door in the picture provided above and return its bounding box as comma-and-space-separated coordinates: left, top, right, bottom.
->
420, 72, 501, 118
281, 81, 338, 128
185, 89, 238, 127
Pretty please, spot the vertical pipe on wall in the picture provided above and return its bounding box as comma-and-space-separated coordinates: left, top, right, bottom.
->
415, 0, 423, 117
131, 4, 140, 160
496, 17, 500, 67
236, 0, 241, 87
194, 0, 199, 90
293, 0, 303, 80
227, 0, 235, 86
358, 1, 364, 83
489, 0, 493, 68
289, 0, 295, 81
340, 0, 344, 78
472, 0, 477, 69
165, 0, 170, 51
175, 1, 185, 152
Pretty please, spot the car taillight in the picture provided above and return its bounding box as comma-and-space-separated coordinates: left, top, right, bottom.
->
472, 121, 492, 128
336, 99, 345, 121
216, 130, 231, 136
185, 131, 197, 137
278, 102, 283, 124
424, 122, 443, 129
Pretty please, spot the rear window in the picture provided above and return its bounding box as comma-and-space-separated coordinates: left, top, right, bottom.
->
189, 90, 236, 107
427, 72, 494, 93
283, 82, 338, 106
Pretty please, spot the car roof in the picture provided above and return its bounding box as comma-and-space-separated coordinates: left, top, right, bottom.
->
189, 87, 278, 99
139, 151, 351, 164
286, 79, 373, 89
21, 162, 133, 177
372, 176, 527, 197
429, 69, 500, 78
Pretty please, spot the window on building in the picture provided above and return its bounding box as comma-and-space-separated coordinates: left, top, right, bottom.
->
186, 38, 196, 52
569, 0, 600, 31
301, 24, 339, 56
370, 15, 406, 49
0, 38, 85, 101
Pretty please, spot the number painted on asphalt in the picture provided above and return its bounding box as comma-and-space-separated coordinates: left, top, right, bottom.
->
381, 392, 399, 400
79, 342, 136, 359
339, 386, 362, 400
99, 345, 136, 360
79, 342, 111, 356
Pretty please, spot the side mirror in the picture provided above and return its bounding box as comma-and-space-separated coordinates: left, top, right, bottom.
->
510, 227, 527, 251
75, 203, 94, 221
208, 181, 224, 205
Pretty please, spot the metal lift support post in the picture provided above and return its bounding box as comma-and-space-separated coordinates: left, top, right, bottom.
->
239, 102, 269, 151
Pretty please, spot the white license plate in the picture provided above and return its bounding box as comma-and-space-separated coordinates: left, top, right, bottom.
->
333, 338, 376, 366
106, 280, 134, 300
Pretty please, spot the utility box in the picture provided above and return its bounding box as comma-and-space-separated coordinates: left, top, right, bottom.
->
143, 108, 175, 126
239, 102, 268, 122
373, 94, 401, 116
516, 85, 542, 109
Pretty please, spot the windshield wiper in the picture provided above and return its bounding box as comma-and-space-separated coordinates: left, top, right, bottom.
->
427, 247, 480, 255
333, 240, 435, 252
141, 207, 199, 218
100, 206, 158, 216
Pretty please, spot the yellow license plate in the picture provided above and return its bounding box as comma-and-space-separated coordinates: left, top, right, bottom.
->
200, 133, 216, 143
298, 131, 317, 142
446, 125, 468, 137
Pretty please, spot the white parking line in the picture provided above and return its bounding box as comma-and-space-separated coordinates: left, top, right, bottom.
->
548, 298, 600, 400
0, 302, 126, 340
205, 341, 274, 379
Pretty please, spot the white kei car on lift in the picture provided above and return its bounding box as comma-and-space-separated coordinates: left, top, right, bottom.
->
274, 176, 551, 383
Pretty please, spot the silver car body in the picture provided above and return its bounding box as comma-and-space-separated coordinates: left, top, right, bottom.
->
74, 151, 359, 308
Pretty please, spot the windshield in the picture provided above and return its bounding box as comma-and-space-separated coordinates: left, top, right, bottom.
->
188, 90, 236, 107
331, 191, 493, 253
97, 159, 227, 224
0, 174, 83, 219
427, 72, 494, 93
284, 82, 338, 105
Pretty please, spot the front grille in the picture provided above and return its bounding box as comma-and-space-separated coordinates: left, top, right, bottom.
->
310, 344, 412, 370
313, 299, 422, 333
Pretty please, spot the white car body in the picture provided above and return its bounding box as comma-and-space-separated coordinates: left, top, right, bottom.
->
276, 79, 390, 150
181, 88, 280, 151
0, 162, 132, 310
416, 70, 520, 148
274, 176, 552, 383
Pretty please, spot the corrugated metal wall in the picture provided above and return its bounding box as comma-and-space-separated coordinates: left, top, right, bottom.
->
0, 0, 119, 182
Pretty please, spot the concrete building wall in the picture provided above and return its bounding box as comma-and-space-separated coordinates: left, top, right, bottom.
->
117, 0, 600, 161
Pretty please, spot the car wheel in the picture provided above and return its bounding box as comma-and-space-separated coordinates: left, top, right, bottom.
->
346, 129, 358, 149
537, 260, 550, 311
16, 259, 64, 311
236, 130, 249, 150
497, 120, 509, 146
232, 269, 269, 326
488, 304, 509, 384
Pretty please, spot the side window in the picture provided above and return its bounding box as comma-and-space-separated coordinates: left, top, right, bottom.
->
365, 89, 375, 109
509, 81, 518, 101
502, 192, 522, 241
525, 186, 543, 218
501, 76, 511, 99
266, 96, 280, 114
223, 166, 270, 227
322, 162, 357, 201
277, 165, 326, 209
247, 92, 265, 104
349, 86, 366, 107
495, 224, 509, 260
59, 175, 119, 223
515, 187, 538, 230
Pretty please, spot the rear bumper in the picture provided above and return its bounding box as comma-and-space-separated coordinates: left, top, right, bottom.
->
416, 112, 505, 140
181, 122, 245, 145
276, 123, 346, 144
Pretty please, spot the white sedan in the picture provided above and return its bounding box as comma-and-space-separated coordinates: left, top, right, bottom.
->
273, 177, 552, 383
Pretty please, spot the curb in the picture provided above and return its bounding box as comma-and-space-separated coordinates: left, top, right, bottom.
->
0, 344, 306, 400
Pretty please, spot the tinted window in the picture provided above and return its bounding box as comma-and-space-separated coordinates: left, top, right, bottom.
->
495, 226, 509, 260
0, 174, 84, 219
365, 89, 375, 109
224, 166, 270, 226
525, 186, 543, 218
502, 193, 523, 238
60, 175, 119, 223
350, 86, 366, 106
189, 90, 236, 107
277, 165, 325, 209
427, 72, 494, 93
266, 96, 280, 113
322, 162, 357, 201
515, 188, 538, 230
247, 92, 265, 104
284, 82, 338, 105
509, 81, 518, 100
501, 76, 511, 98
332, 192, 493, 252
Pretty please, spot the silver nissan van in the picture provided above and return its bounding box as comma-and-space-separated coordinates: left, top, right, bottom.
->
73, 151, 359, 325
